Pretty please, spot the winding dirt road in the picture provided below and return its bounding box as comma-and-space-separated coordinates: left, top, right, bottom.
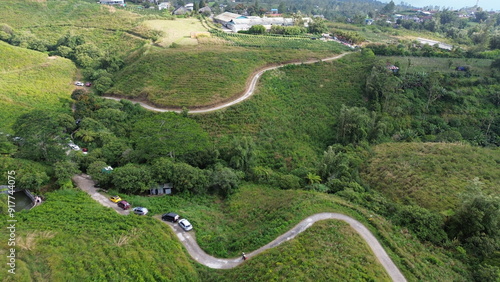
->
102, 53, 350, 113
75, 174, 406, 281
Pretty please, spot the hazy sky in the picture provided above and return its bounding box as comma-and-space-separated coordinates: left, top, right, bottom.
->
380, 0, 498, 11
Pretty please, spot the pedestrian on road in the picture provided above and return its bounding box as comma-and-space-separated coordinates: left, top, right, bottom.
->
242, 252, 247, 261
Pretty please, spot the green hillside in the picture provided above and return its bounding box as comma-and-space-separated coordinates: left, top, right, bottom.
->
0, 41, 76, 132
1, 185, 469, 281
108, 46, 340, 107
0, 189, 198, 281
362, 142, 500, 212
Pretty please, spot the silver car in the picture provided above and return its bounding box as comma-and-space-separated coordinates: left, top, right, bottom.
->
178, 219, 193, 231
132, 207, 148, 215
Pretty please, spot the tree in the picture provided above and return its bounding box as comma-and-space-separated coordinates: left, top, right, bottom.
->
392, 205, 448, 244
278, 2, 286, 13
223, 136, 256, 172
336, 105, 372, 145
54, 161, 80, 189
490, 33, 500, 50
87, 161, 112, 186
248, 24, 266, 34
112, 164, 154, 194
305, 172, 321, 184
318, 144, 364, 185
210, 166, 241, 197
381, 0, 395, 15
14, 110, 75, 163
17, 171, 49, 192
308, 18, 327, 34
151, 157, 175, 183
171, 162, 209, 194
445, 178, 500, 259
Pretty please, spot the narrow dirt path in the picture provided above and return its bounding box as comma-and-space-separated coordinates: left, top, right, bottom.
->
74, 174, 405, 281
102, 53, 350, 113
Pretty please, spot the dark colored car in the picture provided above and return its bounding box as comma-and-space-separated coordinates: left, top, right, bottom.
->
117, 200, 131, 210
161, 212, 179, 222
85, 82, 92, 87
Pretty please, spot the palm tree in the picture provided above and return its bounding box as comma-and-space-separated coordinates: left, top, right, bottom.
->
305, 172, 321, 185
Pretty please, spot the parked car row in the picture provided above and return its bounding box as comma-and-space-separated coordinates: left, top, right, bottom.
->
107, 196, 193, 231
108, 195, 148, 215
162, 212, 193, 231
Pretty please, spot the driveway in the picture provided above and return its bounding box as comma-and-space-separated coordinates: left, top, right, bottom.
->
72, 174, 129, 215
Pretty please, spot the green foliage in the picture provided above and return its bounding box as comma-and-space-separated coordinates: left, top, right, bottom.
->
248, 24, 266, 34
446, 178, 500, 259
14, 110, 75, 163
210, 30, 349, 52
362, 143, 500, 212
87, 161, 112, 186
308, 18, 328, 34
319, 144, 366, 192
131, 112, 210, 162
112, 163, 154, 193
0, 189, 198, 281
336, 105, 372, 145
53, 161, 80, 188
392, 205, 448, 245
210, 166, 242, 197
0, 41, 76, 132
195, 53, 369, 171
201, 221, 391, 281
109, 46, 343, 107
170, 162, 210, 194
332, 29, 365, 44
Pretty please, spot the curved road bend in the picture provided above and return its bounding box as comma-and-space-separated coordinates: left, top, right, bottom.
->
102, 53, 350, 113
74, 174, 406, 281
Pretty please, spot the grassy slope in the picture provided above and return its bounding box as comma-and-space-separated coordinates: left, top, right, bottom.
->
194, 53, 368, 169
361, 142, 500, 212
0, 0, 147, 56
199, 221, 391, 281
108, 46, 340, 107
382, 56, 493, 76
0, 41, 76, 132
0, 189, 198, 281
144, 18, 206, 47
124, 184, 468, 281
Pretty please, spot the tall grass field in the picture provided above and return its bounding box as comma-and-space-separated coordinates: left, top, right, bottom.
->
0, 42, 76, 132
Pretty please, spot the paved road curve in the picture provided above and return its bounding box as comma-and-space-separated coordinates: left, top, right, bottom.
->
102, 53, 350, 113
75, 174, 406, 281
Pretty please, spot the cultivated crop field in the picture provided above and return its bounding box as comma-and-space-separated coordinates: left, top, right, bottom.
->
108, 46, 341, 107
381, 55, 493, 75
0, 42, 76, 132
361, 142, 500, 212
210, 30, 350, 52
144, 18, 207, 47
193, 53, 368, 169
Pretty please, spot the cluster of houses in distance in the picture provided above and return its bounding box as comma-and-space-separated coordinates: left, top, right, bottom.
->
214, 12, 311, 33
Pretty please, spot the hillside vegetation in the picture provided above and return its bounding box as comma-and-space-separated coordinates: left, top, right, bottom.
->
0, 189, 198, 281
108, 46, 342, 107
362, 142, 500, 212
0, 41, 75, 131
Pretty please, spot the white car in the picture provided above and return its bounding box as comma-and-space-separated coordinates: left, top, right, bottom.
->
68, 143, 80, 150
75, 81, 84, 86
178, 219, 193, 231
132, 207, 148, 215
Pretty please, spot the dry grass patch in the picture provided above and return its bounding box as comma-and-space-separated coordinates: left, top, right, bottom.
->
143, 19, 207, 47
